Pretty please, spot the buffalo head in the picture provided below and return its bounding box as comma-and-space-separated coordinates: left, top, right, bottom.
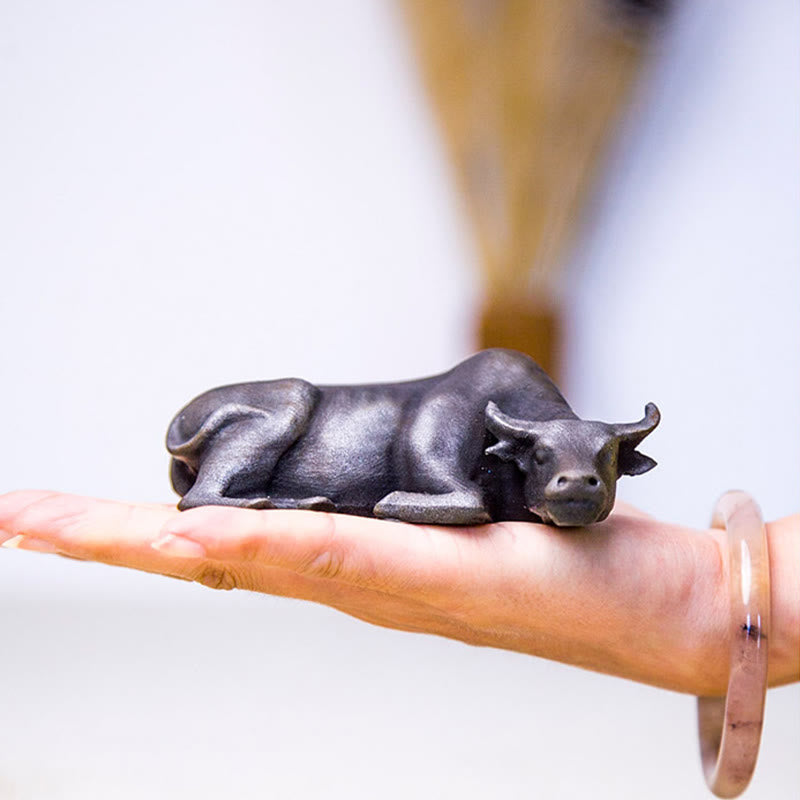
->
484, 401, 660, 527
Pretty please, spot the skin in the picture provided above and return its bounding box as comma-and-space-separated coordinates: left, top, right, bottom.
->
0, 490, 797, 696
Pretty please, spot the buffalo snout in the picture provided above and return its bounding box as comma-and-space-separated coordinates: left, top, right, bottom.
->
542, 470, 609, 527
548, 471, 602, 493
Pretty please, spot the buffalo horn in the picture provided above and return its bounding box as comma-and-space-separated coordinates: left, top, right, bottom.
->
484, 401, 544, 439
612, 403, 661, 445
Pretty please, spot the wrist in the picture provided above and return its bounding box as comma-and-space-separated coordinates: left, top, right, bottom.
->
765, 514, 800, 687
462, 517, 733, 694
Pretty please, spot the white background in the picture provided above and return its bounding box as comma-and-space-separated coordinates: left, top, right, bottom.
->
1, 1, 797, 798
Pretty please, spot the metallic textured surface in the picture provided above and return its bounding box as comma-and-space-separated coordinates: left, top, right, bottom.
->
167, 349, 659, 526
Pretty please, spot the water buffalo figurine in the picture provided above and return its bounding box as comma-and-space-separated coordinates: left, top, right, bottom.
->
166, 349, 659, 527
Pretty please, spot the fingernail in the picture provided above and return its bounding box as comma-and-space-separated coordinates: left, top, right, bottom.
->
1, 534, 25, 549
0, 529, 16, 546
2, 535, 59, 553
151, 534, 207, 558
16, 536, 59, 554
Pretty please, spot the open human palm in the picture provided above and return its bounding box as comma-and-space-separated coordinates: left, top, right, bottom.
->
1, 490, 797, 695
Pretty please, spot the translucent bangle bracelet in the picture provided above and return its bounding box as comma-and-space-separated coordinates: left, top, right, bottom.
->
698, 491, 770, 798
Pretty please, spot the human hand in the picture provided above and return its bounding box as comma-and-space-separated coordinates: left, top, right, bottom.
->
1, 491, 797, 695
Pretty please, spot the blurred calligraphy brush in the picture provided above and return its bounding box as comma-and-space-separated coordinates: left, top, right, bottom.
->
400, 0, 670, 379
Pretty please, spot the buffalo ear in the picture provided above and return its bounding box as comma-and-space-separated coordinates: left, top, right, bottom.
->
612, 402, 660, 477
618, 447, 657, 476
485, 438, 526, 463
484, 438, 532, 473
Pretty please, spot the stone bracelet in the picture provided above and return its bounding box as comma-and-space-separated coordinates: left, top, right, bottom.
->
698, 491, 770, 798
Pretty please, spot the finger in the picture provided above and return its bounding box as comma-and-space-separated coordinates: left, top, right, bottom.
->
156, 505, 460, 590
0, 492, 465, 604
0, 490, 64, 540
0, 491, 378, 599
0, 491, 202, 578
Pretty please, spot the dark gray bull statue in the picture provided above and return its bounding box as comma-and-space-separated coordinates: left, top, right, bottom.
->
167, 349, 660, 527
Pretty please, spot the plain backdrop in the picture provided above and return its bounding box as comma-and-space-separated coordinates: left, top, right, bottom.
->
1, 1, 797, 798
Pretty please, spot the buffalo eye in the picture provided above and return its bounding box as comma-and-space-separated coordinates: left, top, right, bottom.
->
533, 448, 550, 466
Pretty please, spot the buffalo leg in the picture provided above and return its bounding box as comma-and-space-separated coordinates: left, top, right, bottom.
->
178, 411, 308, 511
373, 488, 490, 525
372, 396, 491, 524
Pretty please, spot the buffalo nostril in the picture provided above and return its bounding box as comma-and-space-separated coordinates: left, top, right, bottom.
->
557, 476, 568, 486
587, 476, 598, 487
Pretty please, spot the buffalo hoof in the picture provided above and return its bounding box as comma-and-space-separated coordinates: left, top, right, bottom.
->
243, 497, 277, 510
295, 496, 336, 512
178, 493, 276, 511
373, 491, 491, 526
267, 496, 336, 512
